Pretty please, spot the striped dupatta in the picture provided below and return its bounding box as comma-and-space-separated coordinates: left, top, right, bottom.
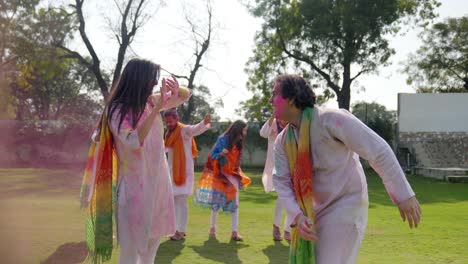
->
284, 107, 315, 264
80, 113, 118, 264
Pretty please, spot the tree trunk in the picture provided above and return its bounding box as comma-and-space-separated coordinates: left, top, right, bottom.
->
112, 41, 128, 88
338, 63, 352, 110
181, 76, 195, 123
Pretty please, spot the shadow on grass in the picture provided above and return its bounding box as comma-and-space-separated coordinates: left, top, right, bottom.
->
40, 241, 87, 264
0, 168, 82, 199
262, 241, 289, 264
189, 236, 249, 264
239, 175, 278, 205
154, 239, 185, 263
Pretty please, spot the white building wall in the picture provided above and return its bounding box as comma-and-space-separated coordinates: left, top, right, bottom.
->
398, 93, 468, 132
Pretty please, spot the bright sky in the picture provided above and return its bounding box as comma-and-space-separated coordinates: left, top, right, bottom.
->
63, 0, 468, 121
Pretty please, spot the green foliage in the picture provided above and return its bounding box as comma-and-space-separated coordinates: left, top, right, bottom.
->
352, 101, 396, 144
404, 16, 468, 93
1, 3, 102, 121
241, 0, 440, 116
177, 84, 223, 123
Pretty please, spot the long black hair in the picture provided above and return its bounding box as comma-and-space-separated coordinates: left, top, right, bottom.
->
107, 58, 160, 132
223, 120, 247, 152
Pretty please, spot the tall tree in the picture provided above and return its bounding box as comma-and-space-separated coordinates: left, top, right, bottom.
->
243, 0, 439, 112
9, 6, 101, 121
56, 0, 162, 100
404, 16, 468, 93
0, 0, 39, 119
171, 0, 214, 123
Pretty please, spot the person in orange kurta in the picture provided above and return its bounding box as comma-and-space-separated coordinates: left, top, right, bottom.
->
194, 120, 251, 241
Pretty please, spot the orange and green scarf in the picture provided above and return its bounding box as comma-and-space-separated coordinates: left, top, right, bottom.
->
80, 114, 118, 264
284, 107, 315, 264
164, 122, 198, 186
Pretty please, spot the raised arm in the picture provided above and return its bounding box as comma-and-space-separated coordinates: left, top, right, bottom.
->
183, 114, 211, 137
259, 117, 275, 138
324, 109, 421, 228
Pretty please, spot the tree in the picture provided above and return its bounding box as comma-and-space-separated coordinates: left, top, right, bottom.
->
242, 0, 439, 112
188, 84, 222, 122
351, 101, 396, 144
171, 0, 215, 123
7, 5, 101, 121
56, 0, 162, 100
404, 16, 468, 93
0, 0, 40, 69
0, 0, 39, 119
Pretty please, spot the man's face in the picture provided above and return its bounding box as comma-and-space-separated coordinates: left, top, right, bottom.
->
164, 115, 178, 131
270, 82, 289, 120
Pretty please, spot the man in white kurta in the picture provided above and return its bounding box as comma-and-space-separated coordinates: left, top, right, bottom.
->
164, 110, 211, 240
270, 74, 421, 264
259, 117, 291, 241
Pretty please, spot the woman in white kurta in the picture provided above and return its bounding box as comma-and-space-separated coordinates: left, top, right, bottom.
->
270, 74, 422, 264
164, 111, 211, 240
107, 58, 191, 264
259, 117, 291, 241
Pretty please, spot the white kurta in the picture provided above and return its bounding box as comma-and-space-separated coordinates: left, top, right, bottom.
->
259, 119, 281, 193
273, 106, 415, 263
110, 90, 189, 254
166, 121, 210, 196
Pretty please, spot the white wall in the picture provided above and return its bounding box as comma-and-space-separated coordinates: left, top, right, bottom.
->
398, 93, 468, 132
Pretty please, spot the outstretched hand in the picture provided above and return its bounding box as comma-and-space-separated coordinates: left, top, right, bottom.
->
398, 196, 422, 229
204, 113, 211, 125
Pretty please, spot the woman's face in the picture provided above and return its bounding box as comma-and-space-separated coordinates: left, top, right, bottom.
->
270, 82, 288, 120
242, 126, 247, 137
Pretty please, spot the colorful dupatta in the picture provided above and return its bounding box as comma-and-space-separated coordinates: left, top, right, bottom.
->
284, 107, 315, 263
80, 114, 118, 264
194, 136, 251, 212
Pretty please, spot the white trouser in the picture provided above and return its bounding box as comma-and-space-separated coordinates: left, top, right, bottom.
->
174, 195, 189, 232
273, 198, 291, 232
117, 180, 162, 264
210, 175, 239, 232
314, 196, 368, 264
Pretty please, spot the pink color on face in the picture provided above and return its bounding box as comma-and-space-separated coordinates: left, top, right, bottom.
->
164, 116, 178, 131
271, 82, 288, 120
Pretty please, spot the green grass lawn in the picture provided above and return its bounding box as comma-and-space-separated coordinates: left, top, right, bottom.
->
0, 168, 467, 264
